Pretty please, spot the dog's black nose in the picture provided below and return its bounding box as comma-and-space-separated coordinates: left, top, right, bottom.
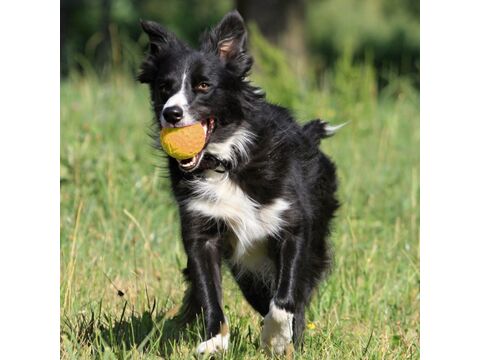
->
163, 106, 183, 124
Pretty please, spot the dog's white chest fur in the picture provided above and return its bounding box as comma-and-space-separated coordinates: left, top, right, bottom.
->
185, 171, 289, 265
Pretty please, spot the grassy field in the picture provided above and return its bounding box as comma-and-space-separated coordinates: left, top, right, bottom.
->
60, 50, 419, 358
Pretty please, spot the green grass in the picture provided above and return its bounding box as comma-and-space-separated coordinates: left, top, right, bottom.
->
60, 50, 419, 358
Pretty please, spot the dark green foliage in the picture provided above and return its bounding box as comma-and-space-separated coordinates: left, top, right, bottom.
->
307, 0, 419, 85
61, 0, 419, 85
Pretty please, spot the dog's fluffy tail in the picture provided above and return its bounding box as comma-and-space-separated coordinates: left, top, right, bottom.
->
302, 119, 347, 145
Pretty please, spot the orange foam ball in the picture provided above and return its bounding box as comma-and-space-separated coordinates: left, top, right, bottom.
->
160, 123, 206, 160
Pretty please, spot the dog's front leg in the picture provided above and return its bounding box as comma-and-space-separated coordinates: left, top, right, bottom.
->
181, 216, 228, 355
261, 229, 306, 355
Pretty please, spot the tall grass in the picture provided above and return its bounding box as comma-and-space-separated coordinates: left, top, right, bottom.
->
60, 35, 419, 359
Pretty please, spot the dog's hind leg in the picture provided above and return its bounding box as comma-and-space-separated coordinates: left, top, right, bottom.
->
230, 266, 273, 317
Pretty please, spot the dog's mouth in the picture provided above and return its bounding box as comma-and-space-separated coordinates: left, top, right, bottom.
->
177, 117, 215, 172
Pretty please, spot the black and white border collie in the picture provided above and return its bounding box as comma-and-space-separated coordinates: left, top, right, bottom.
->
138, 10, 340, 355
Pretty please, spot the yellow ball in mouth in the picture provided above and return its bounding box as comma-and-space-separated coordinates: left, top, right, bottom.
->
160, 123, 206, 160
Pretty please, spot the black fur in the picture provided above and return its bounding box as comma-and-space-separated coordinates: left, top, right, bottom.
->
138, 10, 339, 352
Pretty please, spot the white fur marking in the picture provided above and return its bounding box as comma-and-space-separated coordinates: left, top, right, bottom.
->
206, 128, 255, 166
261, 301, 294, 355
161, 72, 196, 128
185, 173, 289, 262
196, 332, 230, 354
324, 121, 349, 136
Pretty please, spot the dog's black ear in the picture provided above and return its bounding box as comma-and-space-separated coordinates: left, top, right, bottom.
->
140, 20, 180, 56
201, 10, 252, 76
138, 20, 183, 84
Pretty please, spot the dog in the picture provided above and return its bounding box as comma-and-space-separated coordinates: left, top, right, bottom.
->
138, 10, 340, 355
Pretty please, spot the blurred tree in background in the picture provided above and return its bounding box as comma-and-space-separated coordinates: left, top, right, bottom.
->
237, 0, 308, 76
60, 0, 419, 87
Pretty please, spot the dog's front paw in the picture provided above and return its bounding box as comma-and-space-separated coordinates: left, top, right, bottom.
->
196, 324, 230, 356
261, 301, 294, 355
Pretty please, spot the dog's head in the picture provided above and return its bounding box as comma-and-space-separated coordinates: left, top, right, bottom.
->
139, 11, 258, 172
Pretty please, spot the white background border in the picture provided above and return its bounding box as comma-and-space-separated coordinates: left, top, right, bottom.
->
0, 1, 59, 358
421, 0, 480, 358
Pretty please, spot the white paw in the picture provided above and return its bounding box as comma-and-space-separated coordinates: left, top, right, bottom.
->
196, 325, 229, 355
261, 301, 294, 355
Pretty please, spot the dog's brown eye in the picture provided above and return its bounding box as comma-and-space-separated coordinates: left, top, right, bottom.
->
158, 82, 170, 93
195, 82, 210, 92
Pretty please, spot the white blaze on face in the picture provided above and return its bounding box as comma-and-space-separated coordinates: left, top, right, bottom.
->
161, 72, 196, 128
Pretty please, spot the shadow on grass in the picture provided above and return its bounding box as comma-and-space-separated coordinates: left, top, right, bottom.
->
62, 300, 202, 358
